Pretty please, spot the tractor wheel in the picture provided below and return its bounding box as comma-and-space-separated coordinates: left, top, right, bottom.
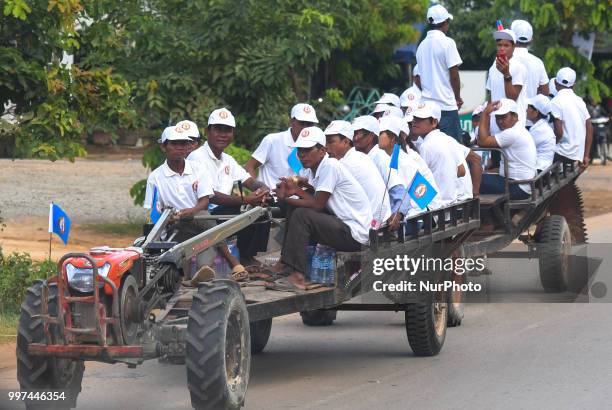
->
405, 287, 447, 357
447, 246, 465, 327
186, 280, 250, 410
548, 183, 588, 244
249, 319, 272, 354
536, 215, 572, 292
17, 281, 84, 410
300, 310, 337, 326
119, 274, 141, 345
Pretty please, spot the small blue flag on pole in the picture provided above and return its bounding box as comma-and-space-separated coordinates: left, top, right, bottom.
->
48, 203, 71, 245
408, 171, 438, 209
150, 186, 162, 224
287, 148, 303, 173
389, 144, 400, 170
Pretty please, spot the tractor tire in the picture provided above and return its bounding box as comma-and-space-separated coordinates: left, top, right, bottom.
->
446, 246, 465, 327
186, 280, 250, 410
249, 319, 272, 354
404, 288, 447, 357
548, 183, 588, 245
17, 281, 84, 410
300, 310, 337, 326
536, 215, 572, 292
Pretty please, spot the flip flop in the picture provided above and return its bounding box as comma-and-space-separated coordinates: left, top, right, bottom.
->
231, 264, 249, 282
264, 277, 306, 293
182, 266, 216, 287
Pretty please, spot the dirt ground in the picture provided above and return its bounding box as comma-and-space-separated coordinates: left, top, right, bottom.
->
1, 152, 612, 261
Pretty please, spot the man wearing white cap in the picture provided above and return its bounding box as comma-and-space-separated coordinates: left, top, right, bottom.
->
324, 120, 393, 228
245, 103, 318, 188
272, 127, 371, 290
477, 99, 537, 199
399, 85, 422, 115
510, 20, 549, 98
410, 101, 479, 203
351, 115, 411, 219
416, 4, 464, 142
550, 67, 593, 167
374, 93, 401, 109
172, 120, 201, 155
188, 107, 272, 268
526, 95, 555, 172
372, 104, 404, 120
486, 29, 528, 128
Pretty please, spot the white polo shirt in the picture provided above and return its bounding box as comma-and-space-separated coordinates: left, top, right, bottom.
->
513, 48, 549, 99
251, 128, 296, 189
144, 160, 213, 211
367, 145, 404, 190
415, 30, 463, 111
550, 88, 590, 161
405, 148, 442, 209
529, 119, 556, 170
486, 57, 528, 128
187, 141, 251, 195
454, 142, 473, 201
340, 147, 392, 225
418, 129, 460, 205
494, 122, 537, 193
301, 156, 372, 245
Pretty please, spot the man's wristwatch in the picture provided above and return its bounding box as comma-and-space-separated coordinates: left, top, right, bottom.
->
504, 75, 512, 82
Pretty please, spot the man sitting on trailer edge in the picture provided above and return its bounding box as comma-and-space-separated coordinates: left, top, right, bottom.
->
270, 126, 373, 291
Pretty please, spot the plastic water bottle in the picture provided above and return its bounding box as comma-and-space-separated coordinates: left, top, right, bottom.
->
312, 245, 335, 285
306, 245, 319, 283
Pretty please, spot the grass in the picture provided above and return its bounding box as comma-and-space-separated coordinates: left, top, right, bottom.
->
83, 216, 146, 237
0, 311, 19, 344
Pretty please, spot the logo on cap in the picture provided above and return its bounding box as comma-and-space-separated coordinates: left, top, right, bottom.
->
192, 181, 199, 193
408, 94, 415, 100
417, 103, 426, 109
303, 106, 312, 113
58, 217, 65, 234
414, 184, 427, 198
301, 129, 310, 138
175, 126, 184, 133
219, 111, 229, 119
181, 123, 191, 130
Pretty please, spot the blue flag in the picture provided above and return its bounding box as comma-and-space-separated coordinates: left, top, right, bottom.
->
150, 186, 162, 224
408, 171, 438, 209
389, 144, 400, 170
48, 203, 71, 245
287, 148, 303, 173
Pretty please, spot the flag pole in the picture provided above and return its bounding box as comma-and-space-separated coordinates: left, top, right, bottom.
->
389, 172, 416, 226
48, 202, 53, 261
48, 233, 52, 261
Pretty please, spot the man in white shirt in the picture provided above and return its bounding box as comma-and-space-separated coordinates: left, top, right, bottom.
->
415, 4, 463, 142
351, 115, 411, 219
486, 29, 528, 129
526, 95, 555, 172
273, 127, 371, 290
244, 103, 318, 188
409, 101, 465, 205
187, 108, 272, 268
477, 99, 537, 200
323, 120, 393, 228
510, 20, 549, 98
550, 67, 593, 168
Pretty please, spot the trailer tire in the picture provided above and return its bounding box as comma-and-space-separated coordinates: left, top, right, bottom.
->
186, 280, 250, 410
249, 319, 272, 354
17, 281, 84, 410
300, 310, 337, 326
536, 215, 571, 292
447, 246, 465, 327
404, 289, 447, 357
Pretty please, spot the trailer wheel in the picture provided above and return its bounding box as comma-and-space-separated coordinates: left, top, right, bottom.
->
404, 288, 447, 357
17, 281, 84, 409
300, 310, 337, 326
250, 319, 272, 354
186, 280, 250, 410
536, 215, 571, 292
447, 246, 465, 327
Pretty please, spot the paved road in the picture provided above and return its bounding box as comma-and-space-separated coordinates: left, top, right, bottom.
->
1, 215, 611, 410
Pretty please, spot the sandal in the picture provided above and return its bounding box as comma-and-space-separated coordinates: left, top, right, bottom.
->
182, 266, 216, 287
264, 277, 306, 293
231, 264, 249, 282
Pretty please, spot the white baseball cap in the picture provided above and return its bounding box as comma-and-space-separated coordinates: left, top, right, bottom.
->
174, 120, 200, 139
374, 93, 401, 108
511, 20, 533, 43
292, 126, 326, 148
159, 126, 174, 143
290, 103, 319, 123
400, 118, 410, 135
208, 107, 236, 127
556, 67, 576, 87
160, 126, 191, 143
379, 116, 403, 138
527, 95, 552, 116
493, 29, 517, 43
427, 4, 453, 25
399, 86, 421, 107
352, 115, 380, 136
493, 98, 519, 116
324, 120, 354, 140
404, 111, 414, 123
381, 105, 404, 119
472, 104, 485, 117
412, 101, 442, 121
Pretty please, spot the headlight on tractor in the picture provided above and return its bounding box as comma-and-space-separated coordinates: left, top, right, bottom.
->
65, 263, 111, 293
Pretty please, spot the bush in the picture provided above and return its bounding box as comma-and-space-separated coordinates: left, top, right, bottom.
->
0, 248, 56, 313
